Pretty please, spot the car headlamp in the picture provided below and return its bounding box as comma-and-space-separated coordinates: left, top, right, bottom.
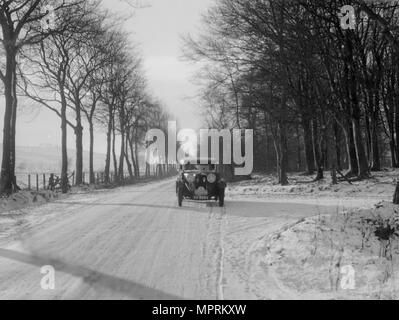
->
207, 173, 217, 184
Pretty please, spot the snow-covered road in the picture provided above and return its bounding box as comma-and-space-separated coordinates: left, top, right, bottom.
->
0, 179, 368, 300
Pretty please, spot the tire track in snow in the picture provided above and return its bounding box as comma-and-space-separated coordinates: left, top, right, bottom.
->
215, 205, 227, 301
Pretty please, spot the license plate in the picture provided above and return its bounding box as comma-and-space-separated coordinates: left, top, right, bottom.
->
194, 196, 208, 201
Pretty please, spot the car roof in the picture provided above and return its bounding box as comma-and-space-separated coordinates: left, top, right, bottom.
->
180, 157, 217, 165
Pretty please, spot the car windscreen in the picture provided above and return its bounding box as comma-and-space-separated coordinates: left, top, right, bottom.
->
184, 164, 215, 171
184, 163, 199, 171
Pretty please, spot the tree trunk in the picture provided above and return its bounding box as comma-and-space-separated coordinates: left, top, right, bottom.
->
74, 99, 84, 185
10, 53, 18, 192
327, 123, 338, 185
135, 140, 140, 178
279, 121, 289, 186
365, 113, 372, 164
302, 117, 316, 175
370, 109, 381, 171
118, 129, 125, 183
112, 119, 118, 182
313, 119, 324, 181
263, 111, 271, 171
334, 122, 342, 171
296, 124, 302, 171
104, 106, 113, 184
0, 49, 18, 195
146, 163, 150, 178
352, 117, 370, 179
118, 106, 126, 182
347, 33, 369, 179
395, 93, 399, 168
74, 125, 83, 185
270, 122, 281, 181
60, 90, 69, 193
89, 121, 95, 185
343, 122, 359, 177
394, 182, 399, 205
129, 136, 138, 178
391, 140, 398, 168
125, 137, 134, 179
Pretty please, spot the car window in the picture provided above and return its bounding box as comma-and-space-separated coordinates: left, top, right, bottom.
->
184, 163, 198, 171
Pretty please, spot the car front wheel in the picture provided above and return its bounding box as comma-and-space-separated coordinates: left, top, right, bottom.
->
219, 189, 225, 207
177, 185, 183, 207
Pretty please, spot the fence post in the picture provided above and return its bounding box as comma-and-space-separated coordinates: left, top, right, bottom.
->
36, 174, 39, 191
43, 174, 46, 190
28, 174, 31, 191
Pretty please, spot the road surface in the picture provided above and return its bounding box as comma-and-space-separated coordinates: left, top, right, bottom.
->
0, 179, 358, 300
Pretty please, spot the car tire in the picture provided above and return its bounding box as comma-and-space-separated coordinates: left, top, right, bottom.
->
178, 186, 183, 207
219, 189, 225, 207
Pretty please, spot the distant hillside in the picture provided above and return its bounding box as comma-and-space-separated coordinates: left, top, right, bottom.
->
0, 144, 106, 173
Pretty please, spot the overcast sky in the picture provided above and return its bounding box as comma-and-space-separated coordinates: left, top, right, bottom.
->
108, 0, 213, 129
1, 0, 213, 154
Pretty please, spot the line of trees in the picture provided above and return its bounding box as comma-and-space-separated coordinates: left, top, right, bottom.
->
0, 0, 169, 194
183, 0, 399, 192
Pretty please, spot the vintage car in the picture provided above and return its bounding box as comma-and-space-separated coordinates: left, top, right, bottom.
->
176, 158, 227, 207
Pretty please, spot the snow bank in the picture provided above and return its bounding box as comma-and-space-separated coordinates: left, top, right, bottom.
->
256, 201, 399, 299
227, 170, 397, 201
0, 190, 60, 213
0, 191, 62, 246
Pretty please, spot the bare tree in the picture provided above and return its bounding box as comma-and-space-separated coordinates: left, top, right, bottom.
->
20, 0, 103, 192
0, 0, 86, 194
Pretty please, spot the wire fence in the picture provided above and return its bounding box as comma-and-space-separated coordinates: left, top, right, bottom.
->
15, 164, 178, 192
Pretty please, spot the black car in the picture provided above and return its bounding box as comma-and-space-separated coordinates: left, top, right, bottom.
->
176, 158, 227, 207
